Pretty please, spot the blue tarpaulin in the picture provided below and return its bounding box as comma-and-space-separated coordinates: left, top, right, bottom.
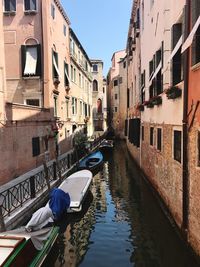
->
49, 188, 70, 220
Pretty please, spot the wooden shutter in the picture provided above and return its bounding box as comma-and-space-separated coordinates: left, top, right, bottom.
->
36, 44, 41, 77
21, 45, 26, 77
24, 0, 30, 10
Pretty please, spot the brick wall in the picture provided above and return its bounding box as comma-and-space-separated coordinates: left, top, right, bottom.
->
188, 120, 200, 255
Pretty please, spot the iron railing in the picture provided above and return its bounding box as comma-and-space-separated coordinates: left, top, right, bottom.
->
0, 135, 105, 221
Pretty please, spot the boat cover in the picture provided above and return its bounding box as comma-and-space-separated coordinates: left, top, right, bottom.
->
25, 204, 54, 232
49, 188, 70, 220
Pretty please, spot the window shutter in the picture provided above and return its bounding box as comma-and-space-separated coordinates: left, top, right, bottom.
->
21, 45, 26, 77
125, 119, 128, 136
36, 44, 41, 77
172, 23, 182, 49
24, 0, 30, 10
4, 0, 10, 11
10, 0, 16, 11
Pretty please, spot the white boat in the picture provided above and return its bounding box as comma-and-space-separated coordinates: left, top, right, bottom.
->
59, 169, 93, 213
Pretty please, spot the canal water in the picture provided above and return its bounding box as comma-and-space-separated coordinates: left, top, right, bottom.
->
43, 141, 199, 267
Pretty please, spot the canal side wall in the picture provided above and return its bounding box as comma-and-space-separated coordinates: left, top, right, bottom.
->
126, 121, 184, 228
188, 121, 200, 256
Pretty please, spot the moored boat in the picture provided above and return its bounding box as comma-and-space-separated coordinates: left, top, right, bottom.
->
99, 139, 114, 152
0, 226, 59, 267
78, 151, 103, 172
59, 169, 93, 212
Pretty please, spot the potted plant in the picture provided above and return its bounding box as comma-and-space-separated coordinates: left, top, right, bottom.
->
165, 86, 182, 99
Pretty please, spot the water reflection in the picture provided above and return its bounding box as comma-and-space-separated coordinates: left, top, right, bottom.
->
43, 141, 199, 267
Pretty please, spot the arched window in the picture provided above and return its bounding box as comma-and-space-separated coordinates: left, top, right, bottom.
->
93, 80, 98, 91
21, 38, 41, 77
97, 98, 102, 113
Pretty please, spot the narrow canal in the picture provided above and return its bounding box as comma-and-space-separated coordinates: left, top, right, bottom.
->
43, 141, 199, 267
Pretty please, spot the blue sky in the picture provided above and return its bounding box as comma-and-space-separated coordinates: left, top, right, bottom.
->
61, 0, 133, 76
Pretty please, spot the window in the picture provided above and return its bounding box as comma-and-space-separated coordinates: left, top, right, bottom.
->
97, 99, 102, 113
142, 125, 144, 141
115, 94, 118, 100
71, 65, 73, 81
26, 99, 40, 106
24, 0, 37, 12
198, 131, 200, 166
4, 0, 16, 12
93, 64, 98, 72
149, 59, 154, 78
157, 128, 162, 151
51, 3, 55, 19
64, 62, 69, 87
85, 103, 88, 117
32, 137, 40, 157
128, 118, 141, 147
191, 0, 200, 65
72, 97, 77, 115
79, 73, 81, 87
21, 45, 41, 77
74, 68, 76, 83
123, 61, 126, 68
52, 50, 60, 80
65, 97, 69, 118
93, 80, 98, 91
174, 130, 182, 163
63, 25, 67, 36
80, 100, 83, 116
127, 88, 130, 108
53, 95, 58, 117
114, 80, 118, 86
150, 127, 154, 146
171, 23, 182, 85
125, 119, 128, 136
115, 107, 118, 112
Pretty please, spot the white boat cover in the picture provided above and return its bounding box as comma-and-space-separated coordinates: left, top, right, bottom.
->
25, 204, 54, 233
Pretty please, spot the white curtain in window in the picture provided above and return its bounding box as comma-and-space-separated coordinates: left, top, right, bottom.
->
24, 46, 37, 75
181, 16, 200, 53
53, 54, 61, 78
30, 0, 36, 10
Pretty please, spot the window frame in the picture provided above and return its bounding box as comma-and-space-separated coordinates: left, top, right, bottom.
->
157, 128, 162, 151
150, 127, 154, 146
21, 44, 41, 78
4, 0, 16, 14
173, 130, 182, 163
24, 0, 37, 14
32, 137, 40, 157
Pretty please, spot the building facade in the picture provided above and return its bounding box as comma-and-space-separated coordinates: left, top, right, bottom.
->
107, 50, 126, 135
69, 28, 93, 137
91, 59, 107, 134
1, 0, 93, 184
119, 0, 200, 257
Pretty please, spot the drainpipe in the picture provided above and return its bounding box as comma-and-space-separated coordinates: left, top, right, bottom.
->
182, 0, 190, 237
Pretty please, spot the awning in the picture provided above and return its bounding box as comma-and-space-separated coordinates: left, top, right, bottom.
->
162, 35, 183, 73
149, 61, 162, 86
53, 54, 61, 78
24, 47, 37, 75
181, 15, 200, 53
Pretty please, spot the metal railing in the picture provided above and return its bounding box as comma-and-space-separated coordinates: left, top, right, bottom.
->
0, 135, 105, 224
